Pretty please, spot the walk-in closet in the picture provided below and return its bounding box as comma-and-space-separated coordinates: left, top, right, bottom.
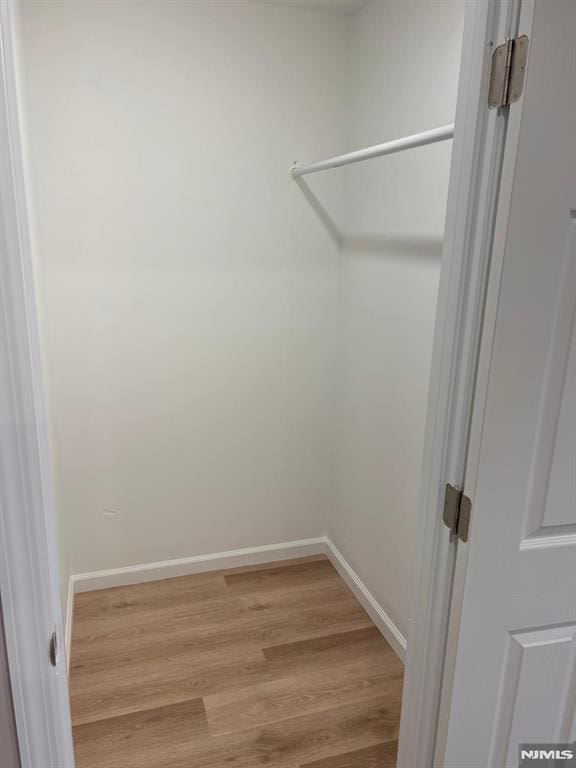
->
13, 1, 465, 764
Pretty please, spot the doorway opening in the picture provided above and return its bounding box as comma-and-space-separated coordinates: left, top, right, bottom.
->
9, 1, 467, 765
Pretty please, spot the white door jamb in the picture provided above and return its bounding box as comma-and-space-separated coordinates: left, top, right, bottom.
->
0, 2, 75, 765
397, 1, 522, 765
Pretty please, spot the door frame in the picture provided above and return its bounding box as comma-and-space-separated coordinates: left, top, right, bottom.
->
0, 0, 519, 765
397, 0, 524, 765
434, 0, 576, 760
0, 1, 75, 765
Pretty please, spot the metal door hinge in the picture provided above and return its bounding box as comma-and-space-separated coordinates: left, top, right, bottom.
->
488, 35, 529, 109
443, 483, 472, 543
49, 630, 58, 667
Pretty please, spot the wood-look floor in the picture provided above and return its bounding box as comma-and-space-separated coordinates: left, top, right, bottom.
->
70, 555, 404, 767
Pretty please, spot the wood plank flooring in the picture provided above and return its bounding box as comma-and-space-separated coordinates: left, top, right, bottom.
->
70, 555, 403, 767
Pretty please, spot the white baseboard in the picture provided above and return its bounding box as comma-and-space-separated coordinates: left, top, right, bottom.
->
64, 575, 74, 672
68, 535, 406, 665
325, 538, 407, 662
72, 537, 326, 593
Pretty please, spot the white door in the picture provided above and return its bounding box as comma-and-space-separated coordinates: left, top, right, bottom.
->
442, 1, 576, 765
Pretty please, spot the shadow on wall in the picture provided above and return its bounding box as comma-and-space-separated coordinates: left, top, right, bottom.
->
293, 176, 343, 247
294, 176, 443, 259
341, 234, 442, 259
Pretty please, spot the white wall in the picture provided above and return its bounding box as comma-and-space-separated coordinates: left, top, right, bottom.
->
18, 0, 464, 645
18, 0, 348, 576
330, 0, 464, 641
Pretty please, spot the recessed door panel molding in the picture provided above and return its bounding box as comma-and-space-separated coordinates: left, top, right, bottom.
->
523, 215, 576, 545
490, 623, 576, 765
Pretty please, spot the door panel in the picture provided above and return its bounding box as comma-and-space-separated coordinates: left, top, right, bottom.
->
492, 624, 576, 765
525, 216, 576, 539
443, 1, 576, 765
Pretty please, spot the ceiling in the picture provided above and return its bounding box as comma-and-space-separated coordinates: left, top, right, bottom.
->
259, 0, 370, 16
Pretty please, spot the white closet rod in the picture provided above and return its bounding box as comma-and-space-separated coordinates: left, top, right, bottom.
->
291, 123, 455, 178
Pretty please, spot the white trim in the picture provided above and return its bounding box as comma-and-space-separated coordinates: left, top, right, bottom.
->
64, 578, 74, 673
397, 2, 519, 767
72, 537, 326, 593
325, 539, 406, 662
66, 536, 407, 668
433, 1, 531, 762
433, 3, 537, 761
0, 2, 75, 765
